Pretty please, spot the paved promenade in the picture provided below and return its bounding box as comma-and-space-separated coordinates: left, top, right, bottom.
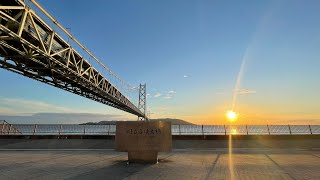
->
0, 149, 319, 180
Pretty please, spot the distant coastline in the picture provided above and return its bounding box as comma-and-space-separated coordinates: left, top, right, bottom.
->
81, 118, 193, 125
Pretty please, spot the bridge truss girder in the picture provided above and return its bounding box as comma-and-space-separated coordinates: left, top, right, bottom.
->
0, 0, 144, 117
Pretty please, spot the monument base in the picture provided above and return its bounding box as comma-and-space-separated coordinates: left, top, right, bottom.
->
128, 151, 158, 163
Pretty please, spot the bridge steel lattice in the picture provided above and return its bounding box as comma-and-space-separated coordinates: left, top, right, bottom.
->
138, 84, 147, 120
0, 0, 145, 117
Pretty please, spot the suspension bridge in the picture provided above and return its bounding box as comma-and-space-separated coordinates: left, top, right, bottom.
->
0, 0, 147, 119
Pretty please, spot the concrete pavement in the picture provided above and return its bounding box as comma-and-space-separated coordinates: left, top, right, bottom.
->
0, 149, 319, 180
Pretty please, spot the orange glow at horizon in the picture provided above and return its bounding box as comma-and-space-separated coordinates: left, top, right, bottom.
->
151, 103, 320, 125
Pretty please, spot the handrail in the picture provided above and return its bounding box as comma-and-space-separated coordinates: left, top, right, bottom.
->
1, 124, 318, 136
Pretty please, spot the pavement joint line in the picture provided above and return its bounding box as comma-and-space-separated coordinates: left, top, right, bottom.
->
155, 153, 176, 179
159, 152, 176, 162
310, 153, 320, 158
204, 153, 220, 180
264, 153, 297, 180
172, 148, 315, 152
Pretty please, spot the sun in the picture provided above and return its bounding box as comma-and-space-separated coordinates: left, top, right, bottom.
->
226, 110, 237, 121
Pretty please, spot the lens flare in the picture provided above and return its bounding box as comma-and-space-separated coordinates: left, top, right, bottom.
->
226, 111, 237, 121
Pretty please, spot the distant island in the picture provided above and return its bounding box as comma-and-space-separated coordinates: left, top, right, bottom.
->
81, 118, 193, 125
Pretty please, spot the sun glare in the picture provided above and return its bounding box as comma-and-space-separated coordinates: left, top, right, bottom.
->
227, 111, 237, 121
230, 128, 237, 135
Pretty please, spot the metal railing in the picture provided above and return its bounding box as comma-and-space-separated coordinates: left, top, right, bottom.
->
1, 123, 319, 135
172, 125, 320, 135
0, 120, 22, 135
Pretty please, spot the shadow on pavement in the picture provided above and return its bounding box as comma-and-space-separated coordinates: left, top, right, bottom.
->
66, 160, 151, 180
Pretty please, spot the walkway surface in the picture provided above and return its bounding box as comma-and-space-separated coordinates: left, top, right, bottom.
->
0, 149, 319, 180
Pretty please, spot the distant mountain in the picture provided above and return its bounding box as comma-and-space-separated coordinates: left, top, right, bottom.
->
81, 118, 193, 125
82, 121, 117, 125
149, 118, 193, 125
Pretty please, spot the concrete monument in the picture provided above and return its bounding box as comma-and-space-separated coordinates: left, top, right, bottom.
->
115, 121, 172, 163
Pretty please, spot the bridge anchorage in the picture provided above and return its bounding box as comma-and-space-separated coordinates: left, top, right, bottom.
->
0, 0, 147, 119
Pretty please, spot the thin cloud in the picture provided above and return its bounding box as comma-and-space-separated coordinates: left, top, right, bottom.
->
183, 75, 188, 78
0, 113, 128, 124
154, 93, 162, 98
164, 90, 176, 99
0, 97, 74, 114
235, 89, 256, 95
214, 89, 227, 95
0, 107, 15, 114
215, 92, 226, 95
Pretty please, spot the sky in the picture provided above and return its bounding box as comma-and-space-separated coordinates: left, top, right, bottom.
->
0, 0, 320, 125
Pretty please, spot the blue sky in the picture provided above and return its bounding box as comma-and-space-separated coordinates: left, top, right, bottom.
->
0, 0, 320, 124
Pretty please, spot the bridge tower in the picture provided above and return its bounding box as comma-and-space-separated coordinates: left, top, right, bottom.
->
138, 84, 147, 120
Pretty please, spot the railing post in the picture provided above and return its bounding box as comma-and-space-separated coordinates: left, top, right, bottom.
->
179, 124, 181, 135
1, 120, 5, 135
202, 125, 204, 135
288, 124, 292, 135
309, 125, 313, 135
33, 124, 37, 135
17, 127, 22, 135
107, 124, 110, 135
267, 124, 270, 135
59, 124, 62, 135
8, 124, 12, 135
246, 125, 248, 135
224, 125, 226, 135
83, 125, 86, 135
